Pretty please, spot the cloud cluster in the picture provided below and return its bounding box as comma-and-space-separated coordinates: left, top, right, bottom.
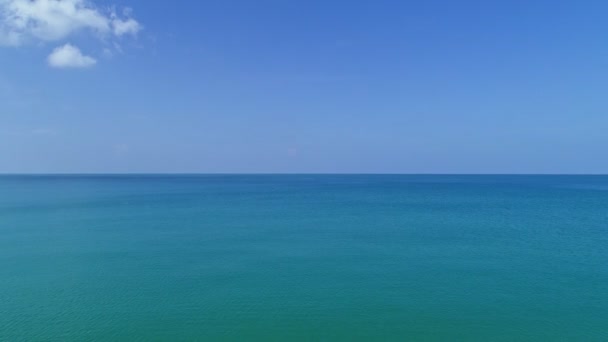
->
0, 0, 141, 68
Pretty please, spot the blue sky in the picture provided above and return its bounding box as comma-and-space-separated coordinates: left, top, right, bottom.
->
1, 0, 607, 173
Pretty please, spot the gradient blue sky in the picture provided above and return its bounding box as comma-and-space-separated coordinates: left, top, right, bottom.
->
1, 0, 607, 173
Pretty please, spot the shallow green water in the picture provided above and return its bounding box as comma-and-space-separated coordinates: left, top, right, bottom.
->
1, 175, 607, 341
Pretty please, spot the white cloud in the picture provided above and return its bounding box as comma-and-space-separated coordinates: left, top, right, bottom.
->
0, 0, 105, 45
0, 0, 141, 45
0, 0, 141, 67
47, 43, 96, 68
111, 10, 141, 36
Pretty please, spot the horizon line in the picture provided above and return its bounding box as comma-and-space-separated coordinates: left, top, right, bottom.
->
0, 173, 607, 176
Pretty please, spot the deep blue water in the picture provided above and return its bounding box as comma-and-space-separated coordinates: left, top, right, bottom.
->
1, 175, 607, 341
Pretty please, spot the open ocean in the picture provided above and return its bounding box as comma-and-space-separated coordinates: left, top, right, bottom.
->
1, 175, 607, 341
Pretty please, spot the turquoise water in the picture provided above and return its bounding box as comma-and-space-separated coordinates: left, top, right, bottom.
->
1, 175, 607, 341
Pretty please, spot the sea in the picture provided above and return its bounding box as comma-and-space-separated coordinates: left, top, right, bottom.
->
1, 175, 607, 341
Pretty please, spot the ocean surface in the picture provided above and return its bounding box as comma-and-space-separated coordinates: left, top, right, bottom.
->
1, 175, 607, 341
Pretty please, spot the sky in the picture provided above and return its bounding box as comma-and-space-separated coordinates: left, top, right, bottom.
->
1, 0, 607, 174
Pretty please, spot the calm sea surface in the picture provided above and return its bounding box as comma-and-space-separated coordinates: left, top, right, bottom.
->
1, 175, 607, 341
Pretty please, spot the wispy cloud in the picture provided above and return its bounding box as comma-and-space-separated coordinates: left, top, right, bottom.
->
0, 0, 142, 67
48, 43, 96, 68
111, 8, 141, 37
